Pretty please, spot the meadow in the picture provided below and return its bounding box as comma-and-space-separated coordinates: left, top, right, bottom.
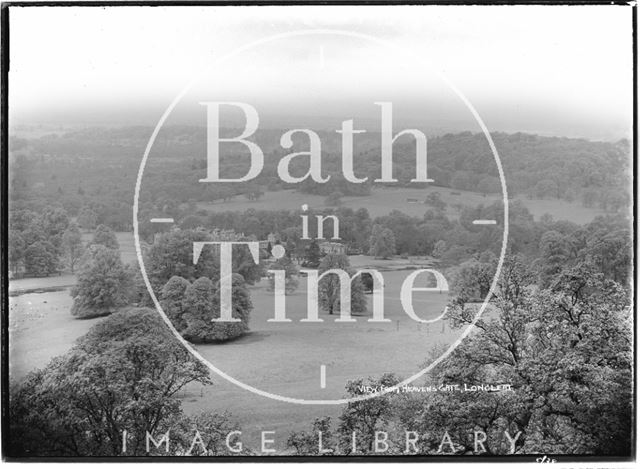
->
178, 269, 459, 450
8, 231, 137, 379
198, 187, 605, 224
9, 257, 462, 451
7, 185, 603, 451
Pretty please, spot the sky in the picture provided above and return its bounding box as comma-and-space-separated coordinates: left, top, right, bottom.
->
8, 5, 633, 140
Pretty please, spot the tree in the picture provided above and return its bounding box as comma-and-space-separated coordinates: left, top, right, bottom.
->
424, 192, 446, 210
77, 206, 98, 230
181, 275, 251, 343
146, 228, 266, 297
287, 417, 334, 455
125, 261, 153, 307
285, 239, 297, 259
285, 256, 633, 456
244, 185, 264, 201
166, 412, 244, 456
39, 206, 70, 252
179, 215, 204, 230
318, 254, 367, 316
62, 222, 83, 273
373, 211, 420, 255
476, 176, 501, 195
436, 258, 632, 455
9, 209, 37, 232
287, 374, 400, 455
304, 239, 322, 268
533, 179, 557, 199
449, 256, 496, 305
450, 171, 473, 191
23, 240, 59, 277
432, 240, 447, 258
368, 224, 396, 259
325, 192, 343, 207
89, 224, 119, 250
160, 276, 191, 331
70, 245, 130, 318
583, 228, 631, 285
232, 244, 267, 285
145, 228, 217, 292
359, 272, 374, 293
8, 230, 25, 275
181, 275, 222, 341
538, 230, 572, 287
21, 221, 46, 247
337, 374, 401, 453
8, 308, 219, 456
267, 255, 299, 294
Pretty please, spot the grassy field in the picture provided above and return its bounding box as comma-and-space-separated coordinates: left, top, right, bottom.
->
9, 259, 461, 451
8, 231, 137, 377
199, 187, 604, 224
178, 269, 457, 450
7, 184, 600, 451
8, 290, 105, 380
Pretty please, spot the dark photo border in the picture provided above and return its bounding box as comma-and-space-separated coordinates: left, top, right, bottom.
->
0, 0, 636, 463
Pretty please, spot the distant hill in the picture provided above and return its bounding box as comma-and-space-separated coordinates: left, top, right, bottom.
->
9, 128, 631, 226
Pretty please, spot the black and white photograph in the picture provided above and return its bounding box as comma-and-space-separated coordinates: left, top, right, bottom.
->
1, 1, 636, 463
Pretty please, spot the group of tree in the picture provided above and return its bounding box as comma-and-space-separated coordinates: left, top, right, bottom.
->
8, 308, 243, 456
141, 228, 261, 341
10, 130, 630, 247
267, 253, 300, 294
9, 127, 632, 457
143, 228, 267, 292
160, 274, 252, 343
424, 192, 447, 210
9, 206, 83, 277
70, 225, 130, 318
69, 226, 260, 337
444, 212, 631, 308
161, 196, 631, 277
317, 254, 368, 316
286, 255, 632, 456
368, 224, 396, 259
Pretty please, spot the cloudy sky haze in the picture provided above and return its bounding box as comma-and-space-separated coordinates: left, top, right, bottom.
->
8, 5, 633, 140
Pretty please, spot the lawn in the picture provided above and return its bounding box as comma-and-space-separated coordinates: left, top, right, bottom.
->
198, 187, 605, 224
9, 261, 463, 452
8, 231, 137, 377
179, 269, 459, 451
8, 289, 105, 381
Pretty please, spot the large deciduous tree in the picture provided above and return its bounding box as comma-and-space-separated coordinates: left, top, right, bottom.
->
23, 240, 59, 277
180, 274, 251, 343
8, 230, 26, 275
77, 205, 98, 230
145, 228, 217, 292
89, 224, 120, 250
62, 222, 84, 273
70, 245, 130, 318
287, 256, 632, 456
431, 258, 632, 455
368, 224, 396, 259
160, 275, 191, 331
267, 255, 299, 294
7, 308, 242, 457
317, 254, 367, 316
304, 239, 322, 268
